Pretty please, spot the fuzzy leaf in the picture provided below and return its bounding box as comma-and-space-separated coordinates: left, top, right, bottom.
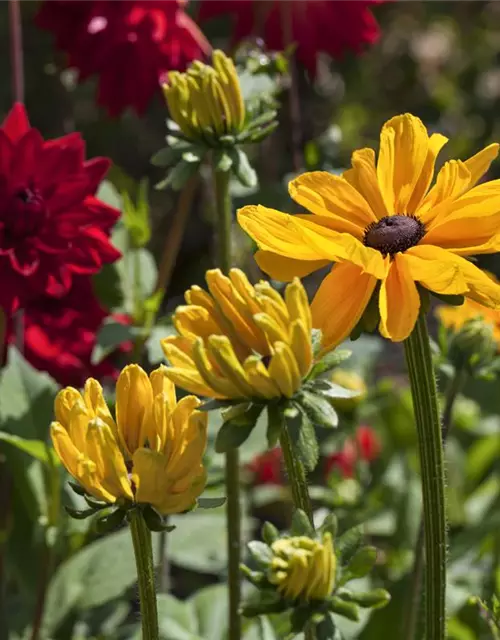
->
215, 404, 264, 453
296, 390, 338, 429
197, 497, 226, 509
247, 541, 273, 567
309, 350, 352, 378
284, 403, 319, 472
291, 509, 315, 537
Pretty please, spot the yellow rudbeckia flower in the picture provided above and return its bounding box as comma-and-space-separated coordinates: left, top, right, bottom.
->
268, 534, 336, 602
161, 269, 313, 400
238, 113, 500, 348
50, 365, 207, 515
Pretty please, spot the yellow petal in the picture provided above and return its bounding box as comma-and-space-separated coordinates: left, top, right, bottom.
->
54, 387, 83, 427
243, 356, 281, 399
166, 401, 207, 478
192, 338, 242, 399
237, 205, 327, 259
253, 312, 289, 348
417, 160, 471, 225
173, 305, 223, 342
164, 366, 219, 399
285, 278, 312, 337
268, 342, 302, 398
289, 171, 376, 227
290, 320, 313, 378
83, 379, 117, 432
403, 245, 468, 295
229, 269, 261, 315
255, 284, 289, 327
206, 335, 256, 398
464, 143, 499, 188
377, 113, 429, 214
344, 148, 389, 220
456, 258, 500, 309
311, 263, 377, 354
255, 250, 329, 281
149, 365, 176, 413
161, 335, 195, 365
407, 133, 448, 212
378, 254, 420, 342
66, 402, 91, 454
115, 365, 153, 456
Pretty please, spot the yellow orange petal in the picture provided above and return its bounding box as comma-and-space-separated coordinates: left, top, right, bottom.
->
268, 342, 301, 398
83, 379, 117, 433
407, 133, 448, 212
255, 250, 329, 281
289, 171, 376, 227
311, 263, 377, 353
149, 365, 176, 413
173, 305, 223, 342
464, 143, 499, 188
192, 338, 241, 398
243, 356, 281, 399
206, 335, 256, 398
418, 160, 471, 225
403, 245, 468, 295
285, 278, 313, 336
290, 320, 313, 377
115, 365, 154, 456
377, 114, 429, 214
379, 254, 420, 342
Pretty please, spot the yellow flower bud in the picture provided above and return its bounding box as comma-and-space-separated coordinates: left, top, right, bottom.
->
330, 369, 367, 412
161, 270, 314, 401
268, 534, 336, 602
162, 50, 246, 141
51, 366, 207, 515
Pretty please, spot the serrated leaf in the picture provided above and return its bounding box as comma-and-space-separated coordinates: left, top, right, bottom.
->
284, 402, 319, 472
309, 349, 352, 379
215, 403, 263, 453
320, 513, 338, 540
296, 390, 338, 429
336, 527, 364, 566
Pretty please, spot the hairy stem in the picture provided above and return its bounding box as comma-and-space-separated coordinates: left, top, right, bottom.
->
213, 166, 241, 640
279, 424, 313, 524
403, 313, 447, 640
129, 510, 159, 640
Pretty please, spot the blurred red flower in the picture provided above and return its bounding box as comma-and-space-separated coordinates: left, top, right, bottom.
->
247, 447, 283, 486
325, 426, 380, 479
0, 103, 120, 315
198, 0, 384, 76
7, 276, 131, 388
37, 0, 211, 116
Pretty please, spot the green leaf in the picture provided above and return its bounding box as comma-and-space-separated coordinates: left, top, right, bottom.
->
215, 403, 264, 453
320, 513, 338, 540
315, 613, 337, 640
309, 349, 352, 379
337, 588, 391, 609
0, 432, 60, 466
141, 505, 175, 532
91, 321, 138, 365
284, 402, 319, 472
231, 149, 258, 188
335, 526, 364, 566
341, 546, 377, 584
64, 505, 98, 520
248, 541, 273, 567
156, 159, 201, 191
121, 178, 151, 249
213, 149, 233, 172
200, 398, 241, 411
311, 379, 360, 401
197, 496, 226, 509
291, 509, 315, 537
94, 508, 127, 534
190, 585, 229, 640
329, 597, 360, 622
296, 390, 338, 429
266, 403, 283, 448
150, 145, 184, 168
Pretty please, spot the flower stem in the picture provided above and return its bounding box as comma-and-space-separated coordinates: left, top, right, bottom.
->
9, 0, 23, 103
403, 313, 447, 640
404, 364, 467, 640
129, 510, 159, 640
279, 423, 313, 524
212, 166, 241, 640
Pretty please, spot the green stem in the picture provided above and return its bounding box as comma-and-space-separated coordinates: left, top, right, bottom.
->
212, 165, 241, 640
279, 424, 313, 524
129, 510, 159, 640
403, 313, 447, 640
404, 364, 467, 640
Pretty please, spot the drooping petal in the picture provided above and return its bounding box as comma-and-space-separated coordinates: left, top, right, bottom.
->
377, 113, 429, 214
464, 143, 500, 188
378, 254, 420, 342
255, 250, 329, 281
404, 245, 468, 295
311, 263, 377, 353
289, 171, 376, 227
344, 148, 389, 220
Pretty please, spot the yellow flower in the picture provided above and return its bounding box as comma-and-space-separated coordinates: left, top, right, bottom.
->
50, 365, 207, 515
163, 50, 245, 141
237, 113, 500, 349
268, 534, 336, 602
161, 269, 313, 400
330, 369, 367, 411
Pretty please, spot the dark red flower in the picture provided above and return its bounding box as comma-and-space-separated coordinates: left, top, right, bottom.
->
7, 276, 131, 388
325, 426, 380, 479
247, 448, 283, 486
198, 0, 384, 77
37, 0, 211, 116
0, 103, 120, 314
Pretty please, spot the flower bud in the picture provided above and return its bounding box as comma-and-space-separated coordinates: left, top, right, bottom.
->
329, 369, 366, 412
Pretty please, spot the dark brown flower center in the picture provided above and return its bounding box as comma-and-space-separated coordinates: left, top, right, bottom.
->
7, 186, 47, 239
363, 215, 426, 257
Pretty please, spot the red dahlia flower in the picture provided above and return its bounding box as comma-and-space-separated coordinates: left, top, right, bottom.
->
325, 426, 380, 479
0, 103, 120, 314
7, 276, 131, 388
37, 0, 211, 116
247, 447, 283, 486
198, 0, 384, 77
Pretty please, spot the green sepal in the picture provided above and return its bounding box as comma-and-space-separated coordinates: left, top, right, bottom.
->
199, 397, 241, 412
319, 513, 338, 540
247, 540, 273, 567
314, 613, 337, 640
155, 158, 201, 191
335, 526, 364, 565
150, 146, 183, 168
197, 496, 226, 509
83, 495, 108, 510
329, 597, 360, 621
296, 389, 338, 429
290, 509, 315, 537
242, 595, 288, 617
337, 588, 391, 609
429, 290, 465, 307
240, 564, 267, 587
68, 481, 87, 497
262, 521, 280, 545
290, 605, 314, 634
284, 402, 319, 472
340, 545, 377, 585
266, 402, 283, 448
213, 149, 233, 172
215, 403, 264, 453
308, 349, 352, 380
230, 148, 258, 188
94, 508, 127, 534
64, 505, 98, 520
311, 328, 323, 358
245, 121, 279, 144
140, 506, 175, 533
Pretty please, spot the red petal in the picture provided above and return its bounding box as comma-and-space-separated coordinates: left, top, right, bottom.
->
2, 103, 31, 142
11, 128, 44, 182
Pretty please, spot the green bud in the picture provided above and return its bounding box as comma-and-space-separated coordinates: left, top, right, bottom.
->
449, 317, 497, 373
